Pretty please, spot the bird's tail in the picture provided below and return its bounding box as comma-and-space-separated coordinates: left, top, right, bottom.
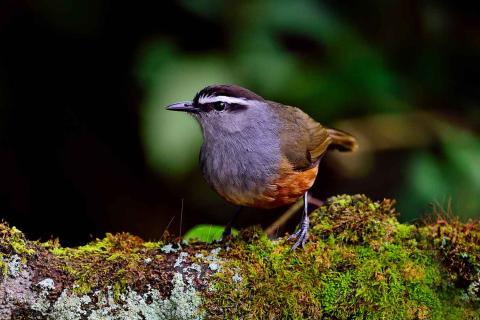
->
327, 128, 358, 152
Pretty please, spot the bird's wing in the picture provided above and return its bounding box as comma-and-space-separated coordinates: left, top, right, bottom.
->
273, 103, 331, 170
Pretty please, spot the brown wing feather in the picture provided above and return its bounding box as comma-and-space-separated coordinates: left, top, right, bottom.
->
272, 103, 331, 170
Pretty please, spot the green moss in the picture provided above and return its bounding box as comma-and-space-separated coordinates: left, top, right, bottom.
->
0, 254, 7, 277
419, 217, 480, 286
112, 280, 125, 301
396, 223, 416, 240
142, 241, 164, 250
43, 232, 166, 300
72, 280, 92, 295
205, 195, 480, 319
0, 224, 35, 256
0, 223, 35, 277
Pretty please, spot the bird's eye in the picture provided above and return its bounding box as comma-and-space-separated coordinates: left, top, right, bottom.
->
213, 102, 226, 111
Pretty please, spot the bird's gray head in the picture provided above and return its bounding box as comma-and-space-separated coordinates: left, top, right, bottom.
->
166, 84, 272, 136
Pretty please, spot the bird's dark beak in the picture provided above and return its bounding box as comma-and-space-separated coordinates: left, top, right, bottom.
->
165, 101, 197, 113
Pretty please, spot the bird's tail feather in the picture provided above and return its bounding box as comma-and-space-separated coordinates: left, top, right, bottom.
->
327, 128, 358, 152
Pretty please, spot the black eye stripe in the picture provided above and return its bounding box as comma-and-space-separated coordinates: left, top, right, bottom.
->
228, 103, 248, 112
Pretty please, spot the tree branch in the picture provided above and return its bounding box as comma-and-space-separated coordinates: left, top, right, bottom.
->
0, 195, 478, 319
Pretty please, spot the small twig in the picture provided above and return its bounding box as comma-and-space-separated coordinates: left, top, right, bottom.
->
309, 196, 324, 207
179, 198, 184, 237
162, 215, 176, 237
265, 199, 303, 237
265, 195, 323, 238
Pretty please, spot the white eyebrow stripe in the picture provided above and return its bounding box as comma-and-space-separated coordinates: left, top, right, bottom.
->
198, 95, 251, 105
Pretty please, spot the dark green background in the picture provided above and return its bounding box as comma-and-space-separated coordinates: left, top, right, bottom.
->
0, 1, 478, 245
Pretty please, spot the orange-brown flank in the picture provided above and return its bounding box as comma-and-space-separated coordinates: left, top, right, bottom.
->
253, 158, 319, 209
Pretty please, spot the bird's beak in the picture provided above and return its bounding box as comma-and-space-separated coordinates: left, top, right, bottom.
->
165, 101, 197, 113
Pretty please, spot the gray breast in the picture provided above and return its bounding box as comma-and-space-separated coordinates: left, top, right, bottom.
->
199, 118, 281, 205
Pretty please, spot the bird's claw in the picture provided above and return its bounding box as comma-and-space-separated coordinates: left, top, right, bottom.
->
288, 214, 310, 250
288, 228, 309, 250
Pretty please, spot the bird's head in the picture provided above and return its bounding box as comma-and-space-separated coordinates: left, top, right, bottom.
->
166, 84, 270, 134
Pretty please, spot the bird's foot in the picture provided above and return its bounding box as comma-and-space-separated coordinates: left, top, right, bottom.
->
219, 226, 232, 242
218, 206, 242, 242
288, 214, 309, 250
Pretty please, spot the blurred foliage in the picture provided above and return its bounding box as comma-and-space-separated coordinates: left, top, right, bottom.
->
136, 0, 480, 221
183, 224, 238, 243
31, 0, 102, 35
400, 127, 480, 220
136, 43, 234, 177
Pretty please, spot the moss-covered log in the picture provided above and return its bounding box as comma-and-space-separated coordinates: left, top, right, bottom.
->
0, 195, 479, 319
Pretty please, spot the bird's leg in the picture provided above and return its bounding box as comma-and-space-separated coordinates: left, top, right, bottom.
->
288, 192, 310, 250
222, 206, 243, 239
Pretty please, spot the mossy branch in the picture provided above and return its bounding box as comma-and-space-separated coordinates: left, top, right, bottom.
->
0, 195, 479, 319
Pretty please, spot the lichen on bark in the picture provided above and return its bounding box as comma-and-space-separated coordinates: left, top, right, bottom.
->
0, 194, 479, 319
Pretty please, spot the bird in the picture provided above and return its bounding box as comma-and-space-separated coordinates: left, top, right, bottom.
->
166, 84, 357, 249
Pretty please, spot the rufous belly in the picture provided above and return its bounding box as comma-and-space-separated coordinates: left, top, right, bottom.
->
217, 158, 319, 209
